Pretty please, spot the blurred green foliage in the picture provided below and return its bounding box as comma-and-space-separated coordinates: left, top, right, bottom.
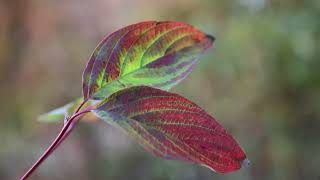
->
0, 0, 319, 179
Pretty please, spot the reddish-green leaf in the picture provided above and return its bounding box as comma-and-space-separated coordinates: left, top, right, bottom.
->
93, 86, 248, 173
82, 21, 214, 100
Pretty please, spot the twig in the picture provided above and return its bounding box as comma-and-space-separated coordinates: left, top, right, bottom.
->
20, 107, 91, 180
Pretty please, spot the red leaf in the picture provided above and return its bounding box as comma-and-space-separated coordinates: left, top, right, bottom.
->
93, 86, 248, 173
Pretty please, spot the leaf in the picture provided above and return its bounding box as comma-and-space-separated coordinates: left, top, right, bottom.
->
83, 21, 214, 100
92, 86, 248, 173
38, 98, 97, 123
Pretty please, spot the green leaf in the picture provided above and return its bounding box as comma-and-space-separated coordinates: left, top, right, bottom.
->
82, 21, 214, 100
38, 98, 96, 123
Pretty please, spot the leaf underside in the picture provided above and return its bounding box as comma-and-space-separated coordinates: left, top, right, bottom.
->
83, 21, 214, 100
93, 86, 247, 173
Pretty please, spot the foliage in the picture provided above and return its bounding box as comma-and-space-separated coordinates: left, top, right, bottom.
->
21, 21, 248, 179
94, 86, 248, 173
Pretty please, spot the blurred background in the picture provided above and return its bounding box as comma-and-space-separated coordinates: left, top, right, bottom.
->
1, 0, 319, 179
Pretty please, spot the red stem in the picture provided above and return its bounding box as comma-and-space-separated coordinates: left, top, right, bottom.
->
74, 99, 88, 114
51, 99, 88, 152
20, 108, 91, 180
50, 115, 81, 152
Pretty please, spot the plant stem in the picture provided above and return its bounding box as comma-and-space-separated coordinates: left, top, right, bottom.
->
74, 99, 88, 114
51, 99, 88, 152
20, 109, 91, 180
51, 115, 81, 152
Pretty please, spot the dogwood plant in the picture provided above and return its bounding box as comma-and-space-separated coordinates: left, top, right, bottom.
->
21, 21, 249, 180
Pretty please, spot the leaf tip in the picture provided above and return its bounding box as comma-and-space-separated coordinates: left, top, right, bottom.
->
205, 34, 215, 43
240, 158, 250, 169
37, 113, 63, 123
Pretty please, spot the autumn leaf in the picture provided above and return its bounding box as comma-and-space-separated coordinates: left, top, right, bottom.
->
93, 86, 248, 173
83, 21, 214, 100
40, 21, 213, 122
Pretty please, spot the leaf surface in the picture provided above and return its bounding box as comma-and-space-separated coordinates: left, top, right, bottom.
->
93, 86, 248, 173
83, 21, 214, 100
38, 98, 97, 122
